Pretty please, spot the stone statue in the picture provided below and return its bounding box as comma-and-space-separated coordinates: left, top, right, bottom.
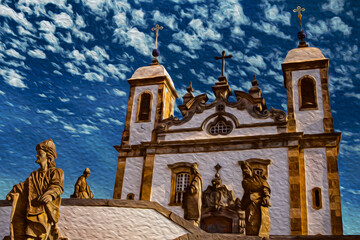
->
70, 168, 94, 199
5, 139, 67, 240
240, 161, 271, 238
182, 163, 202, 226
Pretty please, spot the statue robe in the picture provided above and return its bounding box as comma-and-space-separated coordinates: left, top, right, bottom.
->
241, 174, 270, 236
70, 175, 94, 199
183, 173, 202, 221
8, 167, 64, 240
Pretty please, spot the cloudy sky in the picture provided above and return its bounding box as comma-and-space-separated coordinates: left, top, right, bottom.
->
0, 0, 359, 234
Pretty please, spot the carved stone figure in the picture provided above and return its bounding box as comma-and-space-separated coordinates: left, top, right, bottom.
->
70, 168, 94, 199
5, 139, 67, 240
240, 161, 271, 238
182, 163, 202, 226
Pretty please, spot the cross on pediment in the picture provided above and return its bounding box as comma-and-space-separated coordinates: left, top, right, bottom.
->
215, 51, 232, 77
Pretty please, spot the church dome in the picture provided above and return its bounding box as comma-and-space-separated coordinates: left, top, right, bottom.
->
284, 47, 326, 63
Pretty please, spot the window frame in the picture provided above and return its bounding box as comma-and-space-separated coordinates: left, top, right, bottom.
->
298, 75, 318, 111
312, 187, 323, 210
136, 91, 153, 123
167, 162, 193, 206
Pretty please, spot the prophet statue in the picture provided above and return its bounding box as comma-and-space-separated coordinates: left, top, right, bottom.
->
70, 168, 94, 199
182, 163, 202, 226
5, 139, 67, 240
240, 161, 271, 238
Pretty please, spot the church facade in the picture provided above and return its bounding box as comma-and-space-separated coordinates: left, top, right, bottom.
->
113, 41, 342, 236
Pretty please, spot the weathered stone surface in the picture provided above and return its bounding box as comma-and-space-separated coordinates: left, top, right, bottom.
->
284, 47, 325, 63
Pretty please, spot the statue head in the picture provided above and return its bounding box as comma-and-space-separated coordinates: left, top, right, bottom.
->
240, 161, 253, 178
83, 168, 91, 178
36, 139, 57, 168
191, 163, 199, 175
211, 173, 222, 188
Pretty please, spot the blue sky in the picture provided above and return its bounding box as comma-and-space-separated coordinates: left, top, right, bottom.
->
0, 0, 359, 234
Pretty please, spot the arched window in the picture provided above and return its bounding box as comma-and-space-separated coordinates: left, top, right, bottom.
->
298, 76, 317, 110
136, 92, 152, 122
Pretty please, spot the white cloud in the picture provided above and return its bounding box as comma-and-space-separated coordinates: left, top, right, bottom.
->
0, 90, 5, 95
113, 89, 126, 97
65, 62, 81, 75
131, 9, 146, 26
75, 14, 86, 28
28, 49, 46, 59
168, 43, 182, 53
344, 92, 360, 100
70, 50, 86, 62
59, 97, 70, 102
42, 32, 59, 45
77, 124, 99, 134
0, 68, 27, 88
17, 26, 33, 36
126, 28, 153, 56
0, 4, 34, 31
153, 10, 178, 30
189, 19, 222, 41
36, 109, 60, 122
84, 72, 104, 82
84, 46, 109, 62
245, 55, 267, 69
330, 17, 352, 35
322, 0, 345, 14
17, 0, 73, 16
108, 118, 123, 125
262, 2, 290, 26
113, 12, 128, 27
72, 28, 94, 42
6, 49, 26, 60
211, 0, 249, 28
86, 95, 97, 101
39, 20, 56, 33
173, 31, 202, 50
53, 12, 73, 28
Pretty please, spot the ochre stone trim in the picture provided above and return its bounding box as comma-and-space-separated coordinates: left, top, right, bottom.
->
115, 133, 304, 157
121, 86, 136, 145
140, 153, 155, 201
300, 133, 341, 149
288, 146, 307, 235
168, 162, 194, 206
282, 59, 329, 82
320, 67, 334, 133
326, 147, 343, 235
113, 156, 127, 199
128, 76, 179, 98
152, 84, 164, 142
283, 71, 296, 132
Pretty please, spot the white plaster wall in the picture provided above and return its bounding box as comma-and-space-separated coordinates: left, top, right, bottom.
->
170, 106, 273, 130
0, 207, 11, 239
163, 126, 278, 141
151, 148, 290, 235
129, 85, 159, 145
292, 69, 324, 134
0, 206, 189, 240
121, 157, 143, 200
304, 148, 331, 235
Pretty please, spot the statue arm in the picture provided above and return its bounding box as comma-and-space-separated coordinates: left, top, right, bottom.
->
6, 178, 27, 200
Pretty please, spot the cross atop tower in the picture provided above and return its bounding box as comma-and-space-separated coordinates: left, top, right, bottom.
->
215, 51, 232, 77
293, 6, 305, 32
152, 24, 163, 49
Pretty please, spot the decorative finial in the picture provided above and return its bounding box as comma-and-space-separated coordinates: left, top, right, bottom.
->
214, 51, 232, 82
151, 24, 164, 65
186, 81, 194, 94
293, 6, 308, 48
215, 163, 222, 174
252, 75, 258, 86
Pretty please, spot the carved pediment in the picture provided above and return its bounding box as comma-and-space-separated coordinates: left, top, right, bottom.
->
157, 90, 286, 132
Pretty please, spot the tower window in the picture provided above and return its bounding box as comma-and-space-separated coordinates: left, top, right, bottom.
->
298, 76, 317, 110
175, 173, 190, 204
312, 187, 322, 210
136, 92, 152, 122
